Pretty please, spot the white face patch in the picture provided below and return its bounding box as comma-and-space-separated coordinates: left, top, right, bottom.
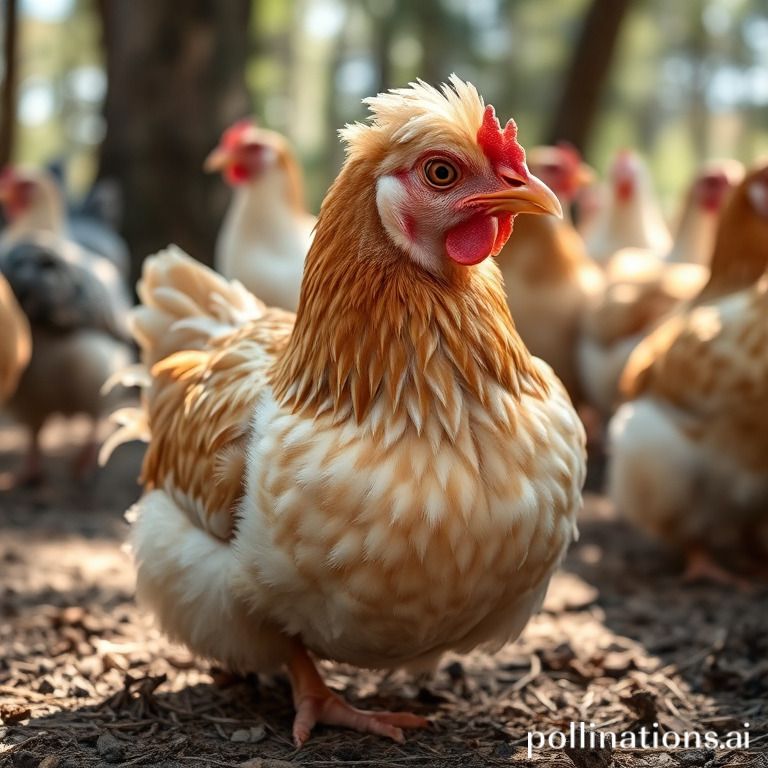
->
375, 175, 458, 275
747, 178, 768, 219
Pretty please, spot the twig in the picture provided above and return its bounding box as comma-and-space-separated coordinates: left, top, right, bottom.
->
510, 654, 541, 693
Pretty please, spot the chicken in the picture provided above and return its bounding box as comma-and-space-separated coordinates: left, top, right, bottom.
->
609, 163, 768, 585
0, 232, 134, 484
576, 160, 743, 416
577, 250, 708, 416
205, 120, 316, 311
0, 271, 31, 403
585, 149, 672, 264
496, 144, 603, 401
665, 159, 744, 265
115, 78, 585, 746
0, 166, 130, 278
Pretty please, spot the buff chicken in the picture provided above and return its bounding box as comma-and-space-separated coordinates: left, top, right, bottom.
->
496, 144, 603, 402
577, 251, 708, 417
665, 159, 743, 265
113, 78, 585, 746
576, 160, 743, 418
205, 119, 316, 311
609, 162, 768, 585
0, 272, 30, 404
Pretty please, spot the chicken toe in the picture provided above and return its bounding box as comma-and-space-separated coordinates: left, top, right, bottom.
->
287, 644, 428, 747
683, 546, 751, 591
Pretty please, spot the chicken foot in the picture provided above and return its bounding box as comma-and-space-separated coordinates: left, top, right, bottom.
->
683, 544, 751, 590
286, 643, 428, 747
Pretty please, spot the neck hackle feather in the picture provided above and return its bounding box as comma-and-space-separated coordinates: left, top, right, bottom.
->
271, 77, 548, 435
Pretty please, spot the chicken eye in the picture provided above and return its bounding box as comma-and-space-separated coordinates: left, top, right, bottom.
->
423, 159, 460, 189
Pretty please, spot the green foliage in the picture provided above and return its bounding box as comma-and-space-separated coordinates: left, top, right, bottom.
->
8, 0, 768, 214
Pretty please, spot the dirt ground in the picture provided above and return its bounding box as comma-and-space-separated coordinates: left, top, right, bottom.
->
1, 417, 767, 768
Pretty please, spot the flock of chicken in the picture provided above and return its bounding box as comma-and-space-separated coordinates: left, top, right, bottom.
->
1, 76, 767, 744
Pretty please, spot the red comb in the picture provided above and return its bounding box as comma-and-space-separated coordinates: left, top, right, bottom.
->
221, 119, 259, 150
555, 142, 582, 172
477, 105, 526, 174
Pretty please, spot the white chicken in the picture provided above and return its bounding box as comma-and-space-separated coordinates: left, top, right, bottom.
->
206, 119, 316, 311
586, 149, 672, 264
114, 78, 585, 745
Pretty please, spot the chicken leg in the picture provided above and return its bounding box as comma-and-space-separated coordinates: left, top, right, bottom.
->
683, 544, 750, 591
286, 643, 428, 747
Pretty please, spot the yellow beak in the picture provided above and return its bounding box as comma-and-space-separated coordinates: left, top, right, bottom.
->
469, 173, 563, 218
203, 146, 230, 173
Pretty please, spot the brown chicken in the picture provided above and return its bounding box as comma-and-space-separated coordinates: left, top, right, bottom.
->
610, 162, 768, 585
665, 159, 744, 265
112, 78, 586, 746
496, 144, 603, 401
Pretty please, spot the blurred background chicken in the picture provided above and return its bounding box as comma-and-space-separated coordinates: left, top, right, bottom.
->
585, 150, 672, 264
205, 119, 316, 311
0, 230, 134, 485
609, 162, 768, 585
0, 166, 130, 279
665, 160, 744, 265
577, 251, 708, 418
114, 78, 585, 745
0, 272, 31, 404
496, 144, 603, 403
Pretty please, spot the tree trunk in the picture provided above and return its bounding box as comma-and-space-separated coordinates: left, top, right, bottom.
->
0, 0, 18, 166
96, 0, 252, 282
546, 0, 632, 152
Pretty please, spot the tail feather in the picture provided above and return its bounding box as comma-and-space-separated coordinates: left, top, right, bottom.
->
100, 246, 265, 465
131, 245, 265, 367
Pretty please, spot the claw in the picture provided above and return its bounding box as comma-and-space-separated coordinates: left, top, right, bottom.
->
286, 643, 429, 747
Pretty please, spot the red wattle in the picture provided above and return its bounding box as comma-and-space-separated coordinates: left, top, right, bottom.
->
445, 214, 499, 266
225, 162, 252, 185
491, 214, 514, 255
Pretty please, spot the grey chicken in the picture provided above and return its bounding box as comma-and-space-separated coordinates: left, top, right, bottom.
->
0, 232, 134, 484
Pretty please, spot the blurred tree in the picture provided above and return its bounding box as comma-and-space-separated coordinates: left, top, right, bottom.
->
547, 0, 631, 151
96, 0, 252, 281
0, 0, 18, 165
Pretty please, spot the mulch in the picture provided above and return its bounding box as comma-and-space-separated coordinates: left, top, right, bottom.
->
1, 418, 766, 768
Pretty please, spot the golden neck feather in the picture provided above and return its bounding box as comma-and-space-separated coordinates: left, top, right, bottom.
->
271, 155, 548, 429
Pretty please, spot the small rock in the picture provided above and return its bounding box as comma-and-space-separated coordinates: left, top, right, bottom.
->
38, 757, 61, 768
231, 724, 267, 743
96, 731, 125, 763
